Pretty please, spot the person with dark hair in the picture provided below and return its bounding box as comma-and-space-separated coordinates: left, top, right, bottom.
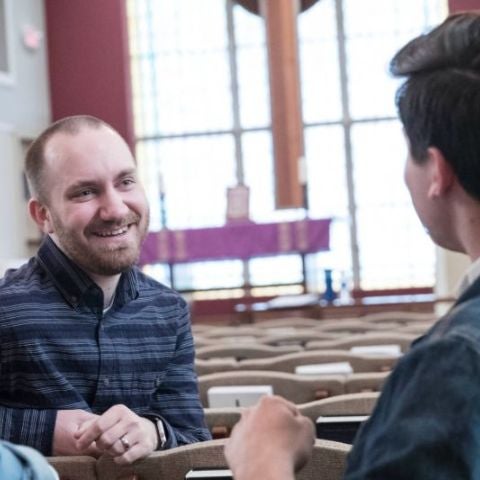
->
0, 115, 210, 465
225, 11, 480, 479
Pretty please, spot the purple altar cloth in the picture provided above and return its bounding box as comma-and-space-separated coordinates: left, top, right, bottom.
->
139, 219, 331, 265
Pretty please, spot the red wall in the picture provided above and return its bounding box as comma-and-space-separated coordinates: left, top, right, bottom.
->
44, 0, 134, 149
449, 0, 480, 11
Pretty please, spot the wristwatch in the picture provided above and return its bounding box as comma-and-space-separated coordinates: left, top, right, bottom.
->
145, 415, 167, 450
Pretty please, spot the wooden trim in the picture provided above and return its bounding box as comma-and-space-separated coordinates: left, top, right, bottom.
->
352, 287, 434, 299
190, 289, 439, 324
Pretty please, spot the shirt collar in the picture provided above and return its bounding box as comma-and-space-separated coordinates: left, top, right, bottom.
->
456, 256, 480, 298
36, 235, 139, 310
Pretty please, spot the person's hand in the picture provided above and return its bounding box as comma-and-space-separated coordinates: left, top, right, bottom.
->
225, 395, 315, 480
53, 410, 102, 456
74, 404, 158, 465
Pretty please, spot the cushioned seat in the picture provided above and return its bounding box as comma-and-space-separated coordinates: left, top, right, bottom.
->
48, 428, 351, 480
237, 350, 399, 374
96, 439, 228, 480
47, 455, 97, 480
203, 392, 379, 439
305, 332, 416, 353
198, 370, 345, 407
195, 344, 302, 361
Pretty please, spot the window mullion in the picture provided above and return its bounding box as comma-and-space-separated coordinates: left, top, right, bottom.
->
226, 0, 250, 293
225, 0, 244, 184
335, 0, 361, 290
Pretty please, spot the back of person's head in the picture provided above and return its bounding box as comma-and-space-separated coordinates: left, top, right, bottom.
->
391, 11, 480, 200
25, 115, 111, 204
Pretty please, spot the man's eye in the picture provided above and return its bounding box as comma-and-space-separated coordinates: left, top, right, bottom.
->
74, 189, 93, 198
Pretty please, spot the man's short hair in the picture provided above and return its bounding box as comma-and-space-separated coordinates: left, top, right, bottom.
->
24, 115, 110, 204
390, 11, 480, 200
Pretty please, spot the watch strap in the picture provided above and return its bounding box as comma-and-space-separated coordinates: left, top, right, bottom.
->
144, 415, 167, 450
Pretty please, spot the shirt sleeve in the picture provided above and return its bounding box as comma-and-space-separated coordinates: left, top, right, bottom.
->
145, 298, 211, 448
0, 440, 58, 480
344, 334, 480, 479
0, 408, 57, 456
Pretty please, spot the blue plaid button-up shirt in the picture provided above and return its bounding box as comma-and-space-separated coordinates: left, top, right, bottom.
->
0, 236, 210, 455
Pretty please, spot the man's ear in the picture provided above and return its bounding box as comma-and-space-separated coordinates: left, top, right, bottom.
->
28, 198, 55, 234
427, 147, 455, 198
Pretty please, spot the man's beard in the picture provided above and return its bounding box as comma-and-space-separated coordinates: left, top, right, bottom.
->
51, 211, 149, 276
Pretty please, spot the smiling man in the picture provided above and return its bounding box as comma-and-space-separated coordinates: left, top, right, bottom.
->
0, 115, 210, 465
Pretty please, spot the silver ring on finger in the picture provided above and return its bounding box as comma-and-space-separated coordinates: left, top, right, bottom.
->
120, 435, 131, 450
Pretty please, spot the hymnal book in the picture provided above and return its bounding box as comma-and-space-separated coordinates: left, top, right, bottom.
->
295, 361, 353, 376
207, 385, 273, 408
316, 415, 369, 444
350, 344, 402, 357
185, 468, 233, 479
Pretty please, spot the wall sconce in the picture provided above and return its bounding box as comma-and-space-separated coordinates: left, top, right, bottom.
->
22, 24, 43, 51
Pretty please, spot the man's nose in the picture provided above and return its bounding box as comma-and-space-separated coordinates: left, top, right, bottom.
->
99, 188, 129, 220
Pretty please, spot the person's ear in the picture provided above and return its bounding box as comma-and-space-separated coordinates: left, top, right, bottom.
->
28, 198, 55, 234
427, 147, 455, 198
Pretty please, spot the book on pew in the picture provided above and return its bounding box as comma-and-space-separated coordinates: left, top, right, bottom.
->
316, 415, 369, 444
185, 468, 233, 479
295, 361, 353, 376
207, 385, 273, 408
349, 344, 402, 357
